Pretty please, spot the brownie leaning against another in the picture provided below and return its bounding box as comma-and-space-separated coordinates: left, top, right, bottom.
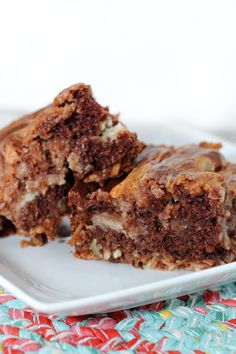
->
69, 143, 236, 271
0, 84, 144, 245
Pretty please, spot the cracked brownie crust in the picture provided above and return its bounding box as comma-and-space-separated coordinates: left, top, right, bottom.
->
69, 143, 236, 270
0, 84, 144, 244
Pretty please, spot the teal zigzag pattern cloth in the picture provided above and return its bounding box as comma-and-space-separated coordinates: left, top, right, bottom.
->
0, 284, 236, 353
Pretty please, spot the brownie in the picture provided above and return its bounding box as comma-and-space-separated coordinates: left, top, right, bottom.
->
69, 143, 236, 270
0, 84, 144, 245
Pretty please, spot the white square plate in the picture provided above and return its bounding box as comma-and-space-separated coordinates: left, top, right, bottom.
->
1, 124, 236, 316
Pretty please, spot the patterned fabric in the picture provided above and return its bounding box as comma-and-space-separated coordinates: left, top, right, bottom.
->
0, 284, 236, 353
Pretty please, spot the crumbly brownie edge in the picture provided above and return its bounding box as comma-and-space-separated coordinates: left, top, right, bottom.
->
16, 185, 69, 244
73, 226, 232, 271
71, 189, 235, 270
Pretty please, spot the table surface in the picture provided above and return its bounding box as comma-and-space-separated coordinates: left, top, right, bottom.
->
0, 284, 235, 353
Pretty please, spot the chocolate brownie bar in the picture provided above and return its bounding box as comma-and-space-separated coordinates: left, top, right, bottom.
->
0, 84, 144, 245
69, 143, 236, 270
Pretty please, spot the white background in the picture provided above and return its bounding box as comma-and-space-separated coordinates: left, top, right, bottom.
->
0, 0, 236, 133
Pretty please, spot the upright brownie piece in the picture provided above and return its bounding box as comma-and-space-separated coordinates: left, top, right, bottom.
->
0, 84, 144, 245
69, 143, 236, 270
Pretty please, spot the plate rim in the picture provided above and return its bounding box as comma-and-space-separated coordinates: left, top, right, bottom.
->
1, 260, 236, 314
